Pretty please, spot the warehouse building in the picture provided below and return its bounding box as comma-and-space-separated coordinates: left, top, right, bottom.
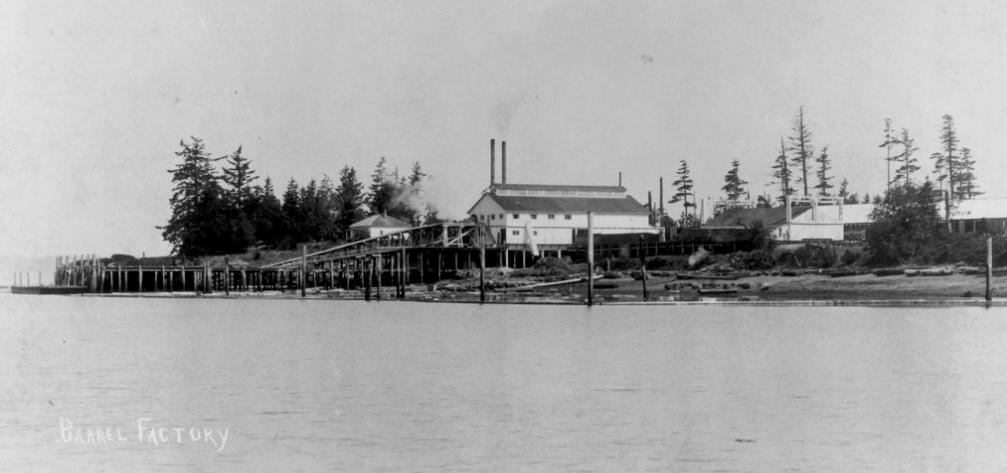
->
467, 140, 656, 253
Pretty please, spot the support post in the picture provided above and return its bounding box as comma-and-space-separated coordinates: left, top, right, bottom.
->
479, 244, 486, 303
587, 211, 594, 306
639, 235, 649, 301
300, 245, 307, 298
224, 257, 230, 296
364, 257, 372, 301
987, 234, 993, 302
376, 254, 382, 300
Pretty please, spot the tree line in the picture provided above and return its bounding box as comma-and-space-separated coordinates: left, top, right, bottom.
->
663, 108, 983, 225
161, 137, 436, 258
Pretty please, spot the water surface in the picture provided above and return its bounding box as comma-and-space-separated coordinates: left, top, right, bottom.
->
3, 294, 1007, 471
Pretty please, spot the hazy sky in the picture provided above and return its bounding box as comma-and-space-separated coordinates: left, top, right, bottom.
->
2, 0, 1007, 262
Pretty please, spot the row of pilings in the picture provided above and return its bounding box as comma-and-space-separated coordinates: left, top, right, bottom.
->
48, 247, 539, 296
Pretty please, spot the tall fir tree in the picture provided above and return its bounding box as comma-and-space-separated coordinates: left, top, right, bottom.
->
670, 160, 696, 223
335, 165, 365, 239
161, 137, 234, 257
367, 156, 397, 215
879, 118, 896, 190
721, 159, 748, 201
838, 178, 850, 202
955, 147, 982, 199
771, 137, 794, 204
249, 177, 285, 246
788, 106, 814, 196
892, 128, 920, 189
814, 146, 833, 196
220, 146, 257, 206
931, 114, 959, 196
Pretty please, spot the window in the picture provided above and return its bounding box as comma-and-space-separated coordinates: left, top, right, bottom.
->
564, 214, 572, 220
513, 213, 520, 219
512, 230, 520, 236
548, 214, 555, 220
533, 231, 538, 236
490, 214, 495, 220
480, 215, 485, 220
499, 214, 504, 219
531, 214, 538, 219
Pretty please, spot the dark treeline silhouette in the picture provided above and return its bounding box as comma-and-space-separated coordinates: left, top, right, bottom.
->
161, 137, 437, 258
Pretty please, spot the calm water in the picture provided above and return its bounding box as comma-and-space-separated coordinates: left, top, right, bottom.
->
3, 293, 1007, 472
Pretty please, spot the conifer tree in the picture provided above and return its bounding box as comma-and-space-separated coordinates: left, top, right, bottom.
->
721, 159, 748, 201
931, 114, 959, 196
788, 106, 814, 196
162, 137, 232, 257
955, 147, 982, 199
670, 160, 696, 223
335, 165, 365, 238
221, 146, 257, 206
879, 118, 896, 190
892, 128, 920, 189
771, 137, 794, 204
814, 146, 833, 196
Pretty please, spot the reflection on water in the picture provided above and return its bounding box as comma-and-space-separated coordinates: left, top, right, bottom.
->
3, 294, 1007, 471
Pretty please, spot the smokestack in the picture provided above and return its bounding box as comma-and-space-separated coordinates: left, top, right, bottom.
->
490, 139, 496, 186
647, 191, 653, 225
501, 141, 507, 184
619, 171, 622, 187
659, 177, 664, 219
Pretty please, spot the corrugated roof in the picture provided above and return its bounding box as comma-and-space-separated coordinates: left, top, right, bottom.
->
475, 193, 649, 215
703, 206, 810, 229
350, 214, 413, 228
490, 183, 627, 193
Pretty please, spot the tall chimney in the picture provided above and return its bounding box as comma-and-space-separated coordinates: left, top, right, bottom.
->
490, 139, 496, 186
501, 141, 507, 184
618, 171, 622, 187
659, 177, 664, 220
647, 191, 653, 225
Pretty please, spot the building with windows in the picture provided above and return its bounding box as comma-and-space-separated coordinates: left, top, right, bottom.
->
467, 183, 655, 250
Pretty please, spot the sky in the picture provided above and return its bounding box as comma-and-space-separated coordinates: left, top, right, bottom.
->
3, 0, 1007, 271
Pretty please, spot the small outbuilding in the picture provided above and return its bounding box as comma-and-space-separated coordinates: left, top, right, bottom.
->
349, 213, 413, 240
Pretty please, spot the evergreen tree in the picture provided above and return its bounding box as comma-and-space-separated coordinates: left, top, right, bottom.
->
161, 137, 235, 257
220, 146, 257, 206
771, 137, 794, 204
281, 178, 302, 243
880, 118, 897, 190
931, 114, 959, 196
838, 178, 849, 202
721, 159, 748, 201
249, 177, 285, 246
955, 147, 982, 199
335, 165, 365, 239
408, 161, 426, 186
866, 181, 942, 265
670, 160, 696, 223
892, 128, 920, 188
814, 146, 833, 196
788, 106, 814, 196
368, 157, 397, 214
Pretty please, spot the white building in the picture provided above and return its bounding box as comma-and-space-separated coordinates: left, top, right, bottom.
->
349, 213, 412, 240
703, 196, 845, 241
467, 183, 656, 249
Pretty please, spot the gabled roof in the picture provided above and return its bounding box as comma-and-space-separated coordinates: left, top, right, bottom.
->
490, 183, 627, 193
350, 214, 412, 228
468, 193, 649, 215
703, 206, 810, 229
